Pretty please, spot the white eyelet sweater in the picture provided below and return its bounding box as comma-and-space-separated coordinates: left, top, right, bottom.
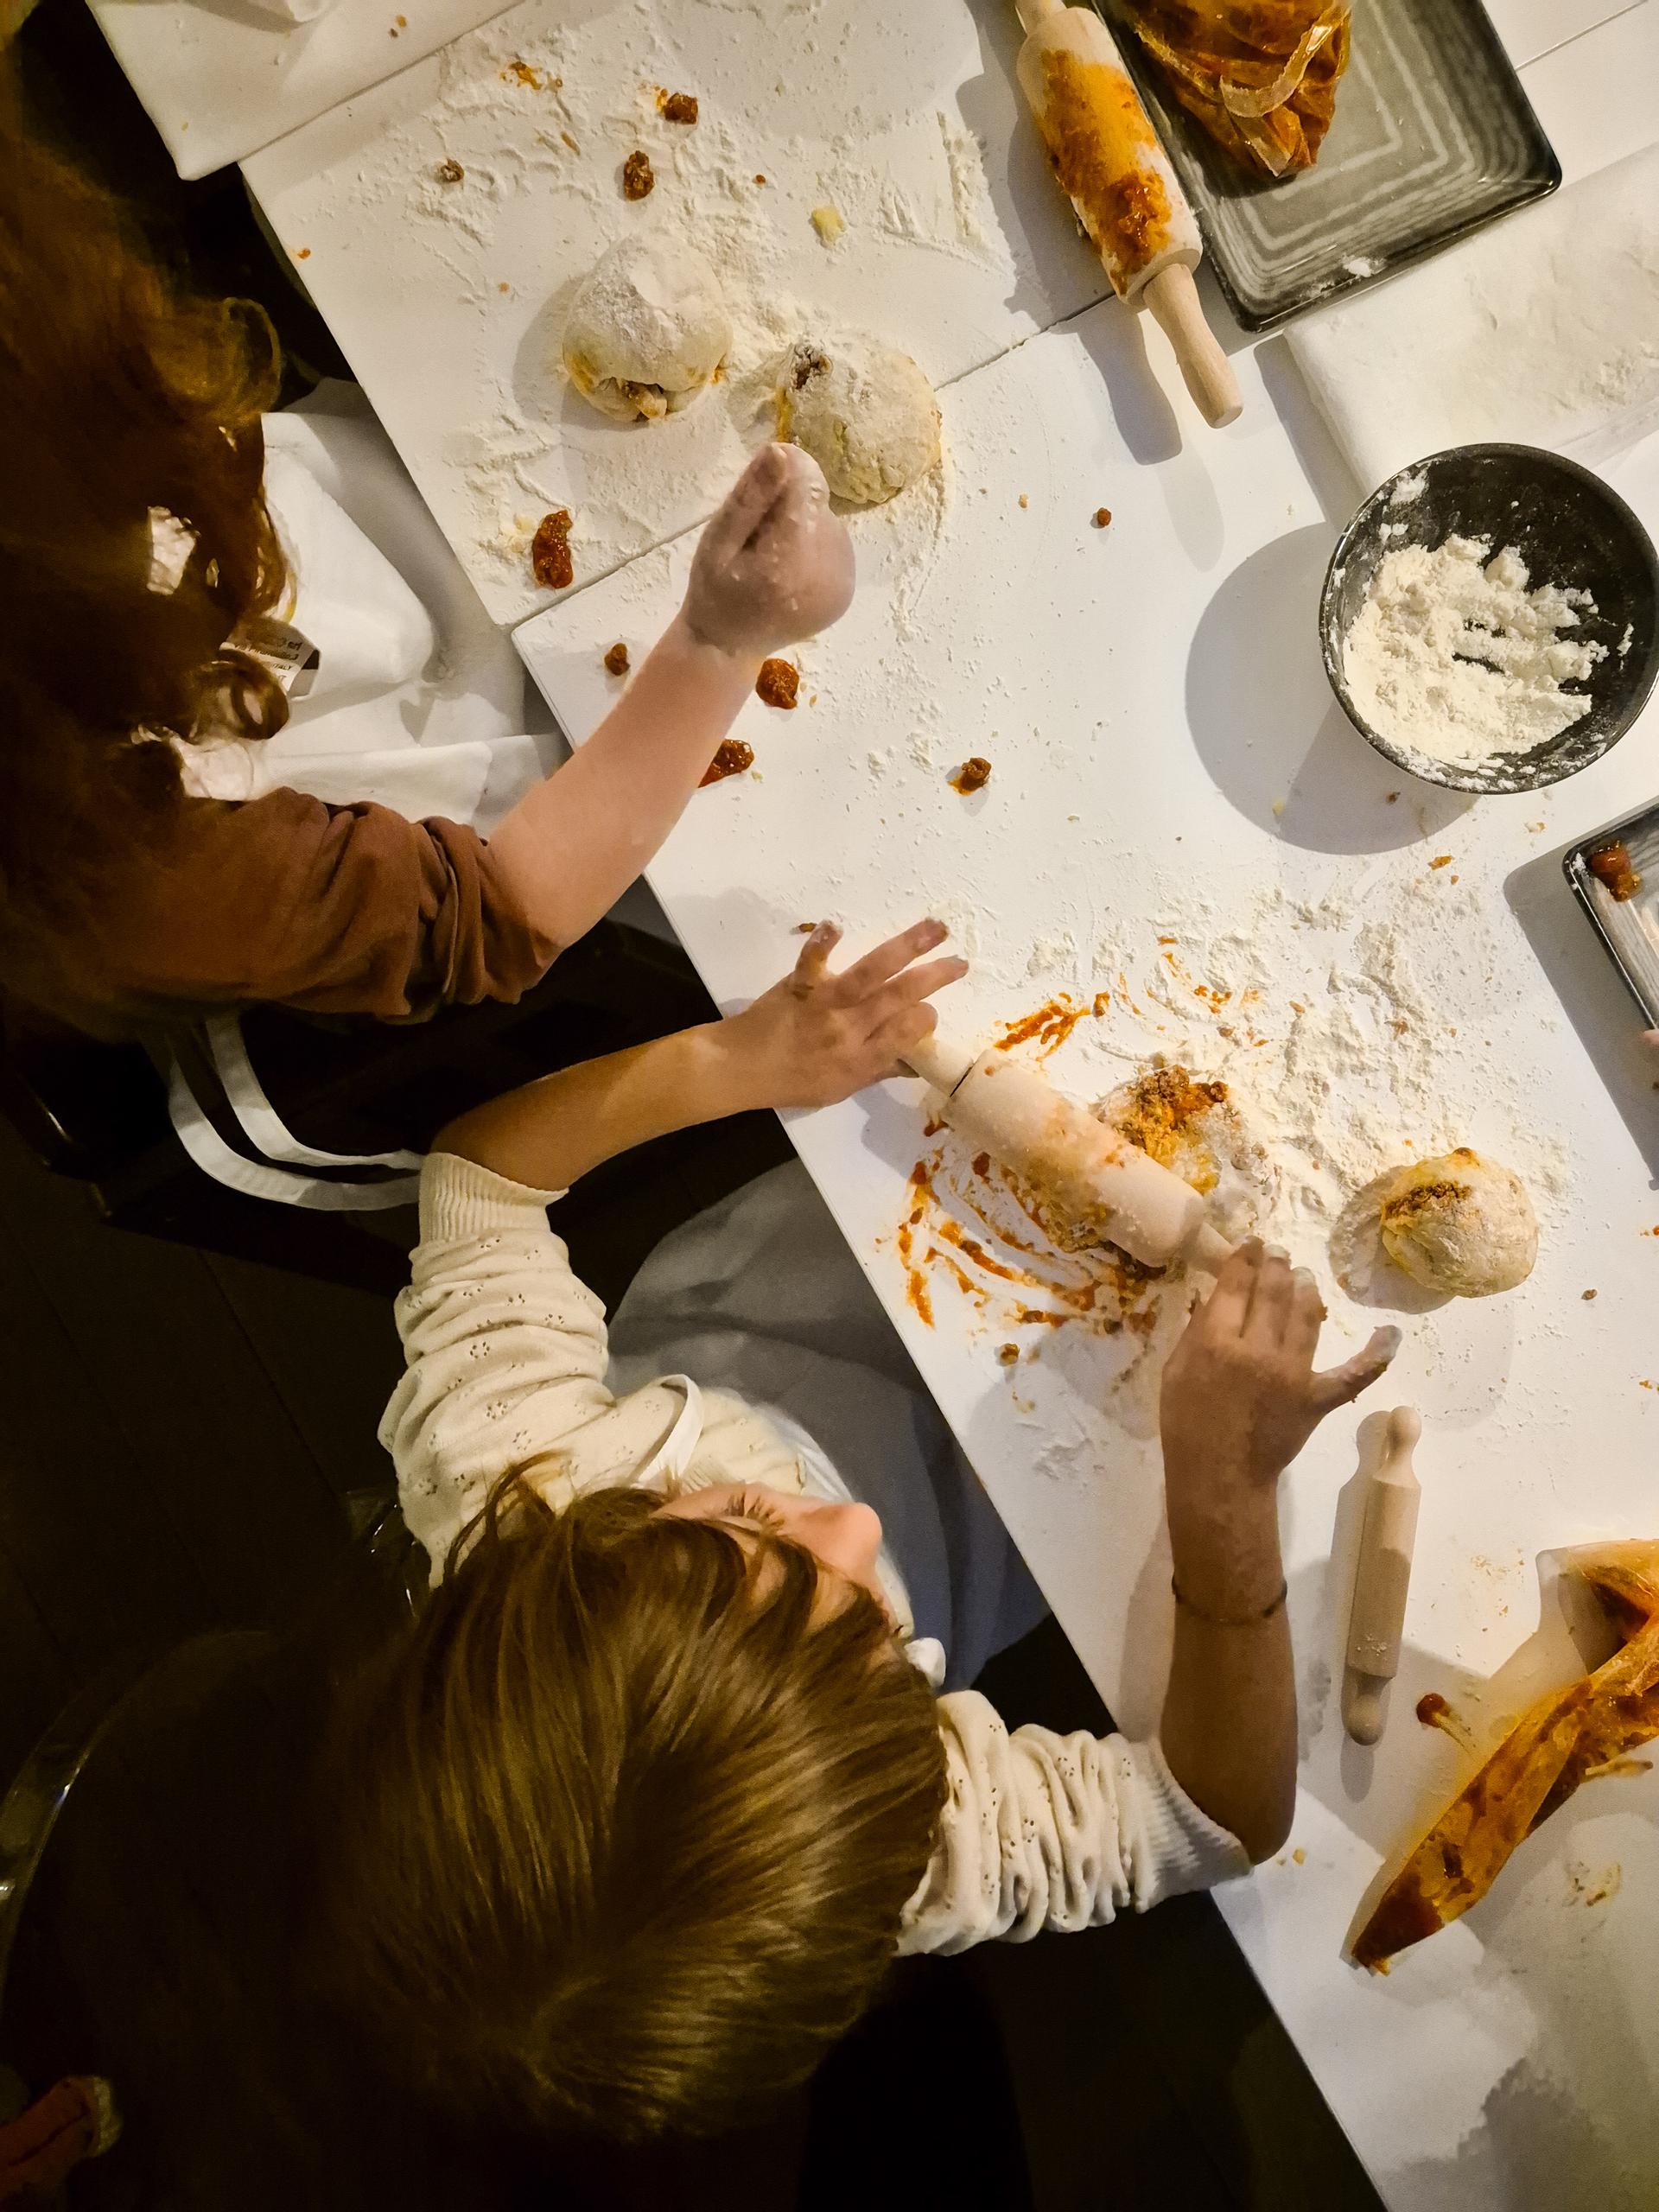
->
379, 1154, 1250, 1953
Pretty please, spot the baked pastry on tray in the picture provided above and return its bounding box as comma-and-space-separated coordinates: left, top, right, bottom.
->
1355, 1538, 1659, 1967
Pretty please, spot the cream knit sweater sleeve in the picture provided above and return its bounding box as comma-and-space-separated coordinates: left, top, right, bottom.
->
382, 1153, 1250, 1940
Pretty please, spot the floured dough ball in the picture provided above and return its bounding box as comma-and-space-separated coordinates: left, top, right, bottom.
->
1377, 1149, 1537, 1298
774, 337, 940, 505
563, 238, 731, 423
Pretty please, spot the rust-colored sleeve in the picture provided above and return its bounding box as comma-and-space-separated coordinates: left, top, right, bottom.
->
86, 789, 556, 1026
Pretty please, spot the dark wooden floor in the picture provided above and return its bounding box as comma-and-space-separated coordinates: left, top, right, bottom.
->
0, 1114, 397, 1783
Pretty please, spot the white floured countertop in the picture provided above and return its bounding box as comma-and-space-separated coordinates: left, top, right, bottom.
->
87, 0, 522, 182
236, 0, 1659, 2201
517, 299, 1659, 2208
242, 0, 1113, 626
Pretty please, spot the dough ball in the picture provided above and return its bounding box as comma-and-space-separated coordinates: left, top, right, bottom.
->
1377, 1149, 1537, 1298
563, 238, 731, 423
774, 337, 940, 505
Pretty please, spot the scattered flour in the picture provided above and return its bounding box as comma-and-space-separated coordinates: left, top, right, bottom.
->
1342, 535, 1605, 766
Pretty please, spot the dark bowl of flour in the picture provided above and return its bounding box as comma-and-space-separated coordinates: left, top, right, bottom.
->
1319, 445, 1659, 794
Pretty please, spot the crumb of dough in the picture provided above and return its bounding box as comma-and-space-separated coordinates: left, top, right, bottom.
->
622, 150, 655, 200
1429, 855, 1452, 869
700, 738, 753, 786
996, 1344, 1020, 1366
1093, 506, 1112, 527
810, 204, 846, 245
603, 641, 630, 676
949, 756, 992, 794
657, 89, 699, 124
531, 510, 573, 590
794, 921, 817, 933
756, 658, 799, 709
1019, 493, 1029, 509
1584, 1288, 1598, 1300
435, 159, 464, 184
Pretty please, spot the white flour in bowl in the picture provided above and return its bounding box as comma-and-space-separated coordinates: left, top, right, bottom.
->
1343, 534, 1605, 766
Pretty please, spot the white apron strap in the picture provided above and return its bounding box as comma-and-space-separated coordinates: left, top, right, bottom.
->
165, 1054, 421, 1211
637, 1376, 707, 1487
204, 1014, 423, 1171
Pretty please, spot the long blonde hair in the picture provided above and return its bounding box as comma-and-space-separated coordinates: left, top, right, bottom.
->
310, 1478, 948, 2141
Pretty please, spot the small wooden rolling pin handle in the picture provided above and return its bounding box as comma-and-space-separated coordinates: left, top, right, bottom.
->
1141, 265, 1243, 429
1341, 1407, 1424, 1746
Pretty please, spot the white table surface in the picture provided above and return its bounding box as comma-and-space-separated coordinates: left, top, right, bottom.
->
88, 0, 521, 183
251, 0, 1659, 2202
242, 0, 1113, 626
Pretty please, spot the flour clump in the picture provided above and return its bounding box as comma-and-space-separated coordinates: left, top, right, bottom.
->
774, 337, 940, 505
562, 238, 731, 423
1342, 535, 1604, 766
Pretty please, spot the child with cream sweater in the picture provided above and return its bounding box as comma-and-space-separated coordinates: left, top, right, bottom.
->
316, 918, 1398, 2140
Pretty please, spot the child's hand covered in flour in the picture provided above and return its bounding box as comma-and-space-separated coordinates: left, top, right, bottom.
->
681, 443, 855, 657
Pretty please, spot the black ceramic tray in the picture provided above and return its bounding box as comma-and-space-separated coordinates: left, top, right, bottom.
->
1098, 0, 1560, 333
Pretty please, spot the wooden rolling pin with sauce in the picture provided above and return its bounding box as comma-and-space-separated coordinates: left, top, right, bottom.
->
906, 1029, 1233, 1272
1014, 0, 1242, 428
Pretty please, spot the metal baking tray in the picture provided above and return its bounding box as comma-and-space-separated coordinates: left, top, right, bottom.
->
1098, 0, 1560, 333
1565, 802, 1659, 1028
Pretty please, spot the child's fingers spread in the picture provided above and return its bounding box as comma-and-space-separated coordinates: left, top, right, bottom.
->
1310, 1326, 1403, 1414
1204, 1237, 1262, 1338
870, 955, 969, 1012
1283, 1268, 1327, 1363
830, 918, 950, 1001
1245, 1245, 1294, 1342
791, 919, 841, 989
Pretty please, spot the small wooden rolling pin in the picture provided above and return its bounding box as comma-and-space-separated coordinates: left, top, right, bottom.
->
1012, 0, 1242, 427
1342, 1408, 1424, 1745
905, 1029, 1233, 1273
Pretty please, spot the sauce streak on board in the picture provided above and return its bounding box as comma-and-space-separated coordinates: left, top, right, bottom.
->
995, 994, 1096, 1059
699, 738, 753, 786
1035, 48, 1172, 291
756, 658, 799, 709
531, 510, 573, 590
1414, 1691, 1476, 1751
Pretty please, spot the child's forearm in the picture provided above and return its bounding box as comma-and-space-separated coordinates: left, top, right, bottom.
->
486, 613, 760, 953
1159, 1477, 1297, 1862
433, 1021, 762, 1194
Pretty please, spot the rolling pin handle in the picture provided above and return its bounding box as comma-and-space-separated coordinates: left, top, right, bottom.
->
1186, 1221, 1236, 1276
1141, 264, 1243, 429
1342, 1673, 1387, 1747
